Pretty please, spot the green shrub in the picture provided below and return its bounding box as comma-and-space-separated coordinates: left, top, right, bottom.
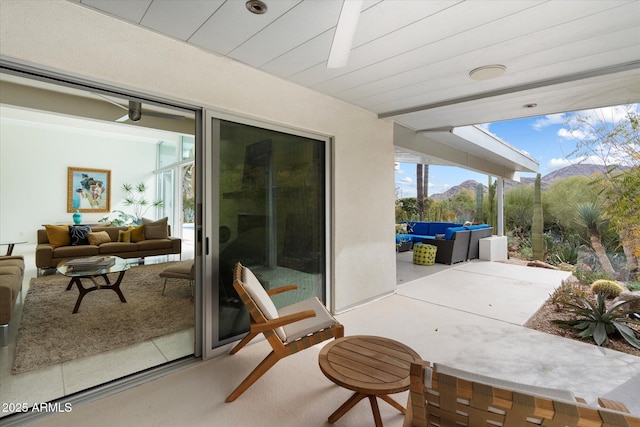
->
627, 282, 640, 292
590, 280, 625, 298
553, 294, 640, 349
549, 235, 584, 266
573, 267, 613, 286
550, 280, 589, 311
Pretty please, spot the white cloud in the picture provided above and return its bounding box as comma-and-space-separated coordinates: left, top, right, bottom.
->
558, 104, 639, 141
532, 113, 567, 130
557, 127, 591, 141
573, 105, 638, 125
547, 158, 573, 171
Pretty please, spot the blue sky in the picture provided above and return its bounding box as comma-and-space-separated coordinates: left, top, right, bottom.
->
395, 104, 638, 198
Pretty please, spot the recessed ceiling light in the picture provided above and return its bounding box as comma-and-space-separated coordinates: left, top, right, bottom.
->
523, 103, 538, 109
469, 65, 506, 81
246, 0, 267, 14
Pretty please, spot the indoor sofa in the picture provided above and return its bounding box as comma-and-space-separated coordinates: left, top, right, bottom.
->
0, 255, 24, 346
36, 221, 181, 274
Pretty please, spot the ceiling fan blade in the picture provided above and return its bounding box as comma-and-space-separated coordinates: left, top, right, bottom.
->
93, 92, 129, 111
327, 0, 363, 69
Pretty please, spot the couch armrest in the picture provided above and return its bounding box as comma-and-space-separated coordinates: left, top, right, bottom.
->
35, 244, 54, 269
0, 282, 17, 325
169, 236, 181, 254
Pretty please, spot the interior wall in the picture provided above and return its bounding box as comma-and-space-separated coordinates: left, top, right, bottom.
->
0, 0, 396, 312
0, 115, 161, 242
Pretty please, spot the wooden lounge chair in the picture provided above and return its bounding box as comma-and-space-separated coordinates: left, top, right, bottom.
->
225, 262, 344, 402
405, 360, 640, 427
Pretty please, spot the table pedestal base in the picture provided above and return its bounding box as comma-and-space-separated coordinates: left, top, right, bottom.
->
66, 270, 127, 313
328, 391, 404, 427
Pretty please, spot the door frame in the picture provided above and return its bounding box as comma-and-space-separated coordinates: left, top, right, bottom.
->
201, 109, 334, 359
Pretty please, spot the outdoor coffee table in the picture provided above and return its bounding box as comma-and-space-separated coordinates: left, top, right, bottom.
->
57, 256, 130, 313
318, 335, 421, 427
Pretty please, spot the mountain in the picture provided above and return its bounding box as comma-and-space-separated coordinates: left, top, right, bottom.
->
429, 164, 612, 201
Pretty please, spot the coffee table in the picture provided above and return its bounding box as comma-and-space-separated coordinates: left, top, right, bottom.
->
57, 256, 130, 313
318, 335, 421, 427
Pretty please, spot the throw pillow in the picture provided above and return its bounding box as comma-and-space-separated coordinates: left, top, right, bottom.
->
69, 225, 91, 246
118, 229, 131, 243
142, 217, 168, 239
45, 224, 71, 248
129, 225, 145, 242
87, 231, 111, 246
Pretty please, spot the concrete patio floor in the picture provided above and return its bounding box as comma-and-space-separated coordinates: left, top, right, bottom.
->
14, 257, 640, 426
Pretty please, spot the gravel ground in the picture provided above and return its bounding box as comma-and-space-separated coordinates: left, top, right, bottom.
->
498, 257, 640, 358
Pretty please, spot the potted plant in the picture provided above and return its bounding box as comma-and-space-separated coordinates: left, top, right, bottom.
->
100, 182, 164, 226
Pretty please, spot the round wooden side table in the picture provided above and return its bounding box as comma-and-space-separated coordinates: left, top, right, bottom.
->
318, 335, 421, 427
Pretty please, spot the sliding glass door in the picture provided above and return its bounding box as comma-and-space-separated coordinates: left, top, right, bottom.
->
202, 114, 330, 352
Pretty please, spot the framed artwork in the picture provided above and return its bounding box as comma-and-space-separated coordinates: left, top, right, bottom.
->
67, 167, 111, 213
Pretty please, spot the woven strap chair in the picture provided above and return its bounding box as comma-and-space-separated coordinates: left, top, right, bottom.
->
225, 262, 344, 402
405, 360, 640, 427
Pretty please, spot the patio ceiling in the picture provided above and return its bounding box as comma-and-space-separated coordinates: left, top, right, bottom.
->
60, 0, 640, 175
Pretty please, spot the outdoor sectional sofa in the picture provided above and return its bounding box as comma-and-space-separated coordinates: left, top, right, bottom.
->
35, 221, 181, 274
396, 222, 462, 244
422, 227, 472, 265
396, 221, 493, 264
0, 255, 24, 346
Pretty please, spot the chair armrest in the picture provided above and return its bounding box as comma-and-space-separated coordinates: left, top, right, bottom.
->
598, 397, 630, 413
253, 309, 316, 333
266, 284, 298, 296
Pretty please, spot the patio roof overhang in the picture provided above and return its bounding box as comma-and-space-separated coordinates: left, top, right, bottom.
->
394, 123, 539, 181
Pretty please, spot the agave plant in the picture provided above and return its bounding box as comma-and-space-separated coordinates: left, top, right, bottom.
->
553, 294, 640, 349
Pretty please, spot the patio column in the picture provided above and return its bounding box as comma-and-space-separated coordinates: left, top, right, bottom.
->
497, 177, 504, 236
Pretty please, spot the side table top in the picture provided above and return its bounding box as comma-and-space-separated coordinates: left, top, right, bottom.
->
318, 335, 421, 395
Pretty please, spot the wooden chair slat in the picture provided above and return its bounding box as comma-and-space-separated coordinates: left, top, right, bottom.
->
404, 360, 640, 427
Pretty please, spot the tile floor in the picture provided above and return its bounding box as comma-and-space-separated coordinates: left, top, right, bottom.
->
0, 243, 195, 420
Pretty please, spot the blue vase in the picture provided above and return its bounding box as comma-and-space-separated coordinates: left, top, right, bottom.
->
73, 211, 83, 225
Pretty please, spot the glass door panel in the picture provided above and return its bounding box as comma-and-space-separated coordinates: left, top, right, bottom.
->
216, 119, 327, 343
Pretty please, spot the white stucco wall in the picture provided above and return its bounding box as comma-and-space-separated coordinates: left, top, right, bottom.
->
0, 0, 396, 312
0, 115, 163, 239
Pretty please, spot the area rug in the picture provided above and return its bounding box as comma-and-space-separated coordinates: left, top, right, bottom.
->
12, 262, 194, 375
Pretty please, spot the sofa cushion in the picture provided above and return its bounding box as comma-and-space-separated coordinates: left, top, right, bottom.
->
45, 224, 71, 248
137, 239, 173, 250
445, 226, 467, 240
129, 225, 145, 242
465, 224, 491, 230
241, 266, 286, 341
99, 242, 139, 253
0, 265, 23, 277
143, 217, 169, 239
0, 257, 25, 273
53, 245, 100, 258
118, 229, 131, 243
429, 222, 461, 236
87, 231, 111, 246
69, 225, 92, 245
408, 222, 430, 235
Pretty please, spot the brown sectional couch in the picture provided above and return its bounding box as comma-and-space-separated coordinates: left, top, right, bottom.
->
36, 225, 181, 273
0, 255, 24, 346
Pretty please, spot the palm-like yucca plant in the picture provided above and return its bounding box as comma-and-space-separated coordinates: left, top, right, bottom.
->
552, 294, 640, 349
122, 182, 164, 222
575, 202, 615, 275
